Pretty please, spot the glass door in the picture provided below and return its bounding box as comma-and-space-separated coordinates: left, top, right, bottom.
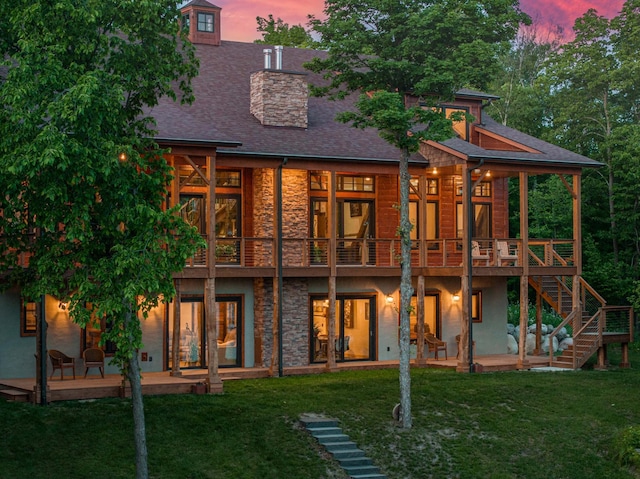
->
215, 297, 241, 367
168, 297, 205, 369
337, 200, 374, 264
311, 296, 375, 363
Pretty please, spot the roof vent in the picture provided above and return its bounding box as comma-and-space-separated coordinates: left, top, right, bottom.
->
263, 49, 272, 69
274, 45, 283, 70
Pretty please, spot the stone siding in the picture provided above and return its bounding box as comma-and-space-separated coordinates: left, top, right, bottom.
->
253, 277, 273, 368
250, 70, 308, 129
282, 278, 309, 367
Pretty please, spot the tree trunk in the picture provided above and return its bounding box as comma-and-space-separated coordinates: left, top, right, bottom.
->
398, 147, 414, 429
124, 304, 149, 479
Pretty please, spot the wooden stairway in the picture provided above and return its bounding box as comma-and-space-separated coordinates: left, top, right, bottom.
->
529, 274, 633, 370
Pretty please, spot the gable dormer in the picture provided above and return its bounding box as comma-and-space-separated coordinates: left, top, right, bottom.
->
181, 0, 221, 46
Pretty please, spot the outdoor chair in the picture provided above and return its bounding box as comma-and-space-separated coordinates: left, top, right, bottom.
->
83, 347, 105, 378
425, 333, 448, 360
48, 349, 76, 380
471, 240, 490, 265
497, 241, 518, 266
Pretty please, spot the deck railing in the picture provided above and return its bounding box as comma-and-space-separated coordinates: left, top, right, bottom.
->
185, 237, 576, 270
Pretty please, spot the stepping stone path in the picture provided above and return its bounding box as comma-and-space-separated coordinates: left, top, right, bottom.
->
300, 414, 387, 479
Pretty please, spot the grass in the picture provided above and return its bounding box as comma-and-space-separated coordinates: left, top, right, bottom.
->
1, 347, 639, 479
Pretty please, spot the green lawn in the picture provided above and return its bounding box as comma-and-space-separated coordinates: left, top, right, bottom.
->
1, 347, 639, 479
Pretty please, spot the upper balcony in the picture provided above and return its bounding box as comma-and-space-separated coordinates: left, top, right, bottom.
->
181, 236, 576, 278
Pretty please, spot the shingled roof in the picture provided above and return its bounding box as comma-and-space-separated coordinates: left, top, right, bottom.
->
151, 41, 408, 164
151, 40, 601, 169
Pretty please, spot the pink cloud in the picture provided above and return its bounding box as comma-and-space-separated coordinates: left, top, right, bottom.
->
212, 0, 625, 43
213, 0, 326, 42
519, 0, 624, 37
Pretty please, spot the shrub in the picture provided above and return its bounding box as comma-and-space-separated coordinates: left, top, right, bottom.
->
613, 425, 640, 469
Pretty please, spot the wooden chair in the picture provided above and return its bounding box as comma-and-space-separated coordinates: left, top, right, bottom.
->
49, 349, 76, 380
83, 348, 105, 378
425, 333, 448, 360
497, 241, 518, 266
471, 241, 490, 265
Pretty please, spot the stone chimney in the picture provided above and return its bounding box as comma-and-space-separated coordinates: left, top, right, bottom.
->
180, 0, 221, 46
250, 47, 309, 129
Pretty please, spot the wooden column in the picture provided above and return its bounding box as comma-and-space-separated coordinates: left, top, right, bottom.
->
518, 172, 530, 369
572, 174, 583, 348
415, 275, 426, 366
205, 154, 222, 393
326, 171, 338, 372
533, 291, 542, 355
170, 279, 182, 377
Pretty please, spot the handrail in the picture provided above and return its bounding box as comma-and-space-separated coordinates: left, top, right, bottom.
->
580, 277, 606, 308
548, 309, 576, 365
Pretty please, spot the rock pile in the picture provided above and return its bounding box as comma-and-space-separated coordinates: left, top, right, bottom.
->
506, 323, 572, 354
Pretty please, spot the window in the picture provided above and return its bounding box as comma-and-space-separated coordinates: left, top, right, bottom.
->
82, 307, 117, 355
310, 171, 328, 191
215, 170, 241, 188
409, 177, 438, 195
472, 291, 482, 323
456, 179, 491, 197
337, 200, 374, 264
215, 195, 241, 263
409, 201, 439, 244
456, 203, 492, 238
409, 294, 440, 338
182, 13, 190, 32
443, 106, 469, 140
337, 175, 374, 192
197, 12, 214, 32
427, 178, 439, 195
311, 199, 328, 264
20, 299, 36, 337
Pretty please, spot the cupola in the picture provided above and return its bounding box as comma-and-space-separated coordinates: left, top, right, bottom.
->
180, 0, 221, 46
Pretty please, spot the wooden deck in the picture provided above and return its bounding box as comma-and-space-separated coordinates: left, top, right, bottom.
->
0, 354, 551, 403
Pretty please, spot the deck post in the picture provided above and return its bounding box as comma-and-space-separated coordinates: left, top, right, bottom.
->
206, 154, 222, 393
518, 172, 530, 370
170, 279, 182, 377
326, 172, 338, 372
415, 275, 426, 365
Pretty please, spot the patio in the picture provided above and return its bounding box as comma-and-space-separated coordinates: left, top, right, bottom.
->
0, 354, 551, 403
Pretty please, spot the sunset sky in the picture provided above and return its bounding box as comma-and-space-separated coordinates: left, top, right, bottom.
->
211, 0, 625, 43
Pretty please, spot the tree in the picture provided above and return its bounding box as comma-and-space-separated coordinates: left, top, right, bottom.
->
539, 2, 640, 305
0, 2, 203, 478
255, 14, 316, 48
306, 0, 528, 429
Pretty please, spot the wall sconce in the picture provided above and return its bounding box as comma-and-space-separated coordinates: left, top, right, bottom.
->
432, 167, 438, 175
58, 301, 68, 311
386, 294, 395, 305
452, 293, 460, 302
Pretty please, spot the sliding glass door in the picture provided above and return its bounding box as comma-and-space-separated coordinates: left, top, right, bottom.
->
311, 295, 375, 363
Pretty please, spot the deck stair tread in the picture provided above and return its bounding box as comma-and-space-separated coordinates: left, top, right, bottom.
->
301, 414, 387, 479
0, 388, 30, 402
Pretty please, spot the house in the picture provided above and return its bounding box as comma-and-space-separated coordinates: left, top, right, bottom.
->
0, 0, 632, 387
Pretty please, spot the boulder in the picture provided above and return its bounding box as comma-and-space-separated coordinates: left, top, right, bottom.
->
507, 323, 516, 336
558, 337, 573, 351
526, 333, 536, 354
507, 334, 518, 354
556, 327, 569, 341
541, 335, 559, 354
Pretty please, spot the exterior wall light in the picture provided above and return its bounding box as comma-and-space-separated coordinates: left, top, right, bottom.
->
386, 294, 395, 304
452, 294, 460, 302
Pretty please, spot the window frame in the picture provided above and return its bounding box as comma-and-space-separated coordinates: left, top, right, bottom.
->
197, 12, 214, 32
20, 299, 37, 337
